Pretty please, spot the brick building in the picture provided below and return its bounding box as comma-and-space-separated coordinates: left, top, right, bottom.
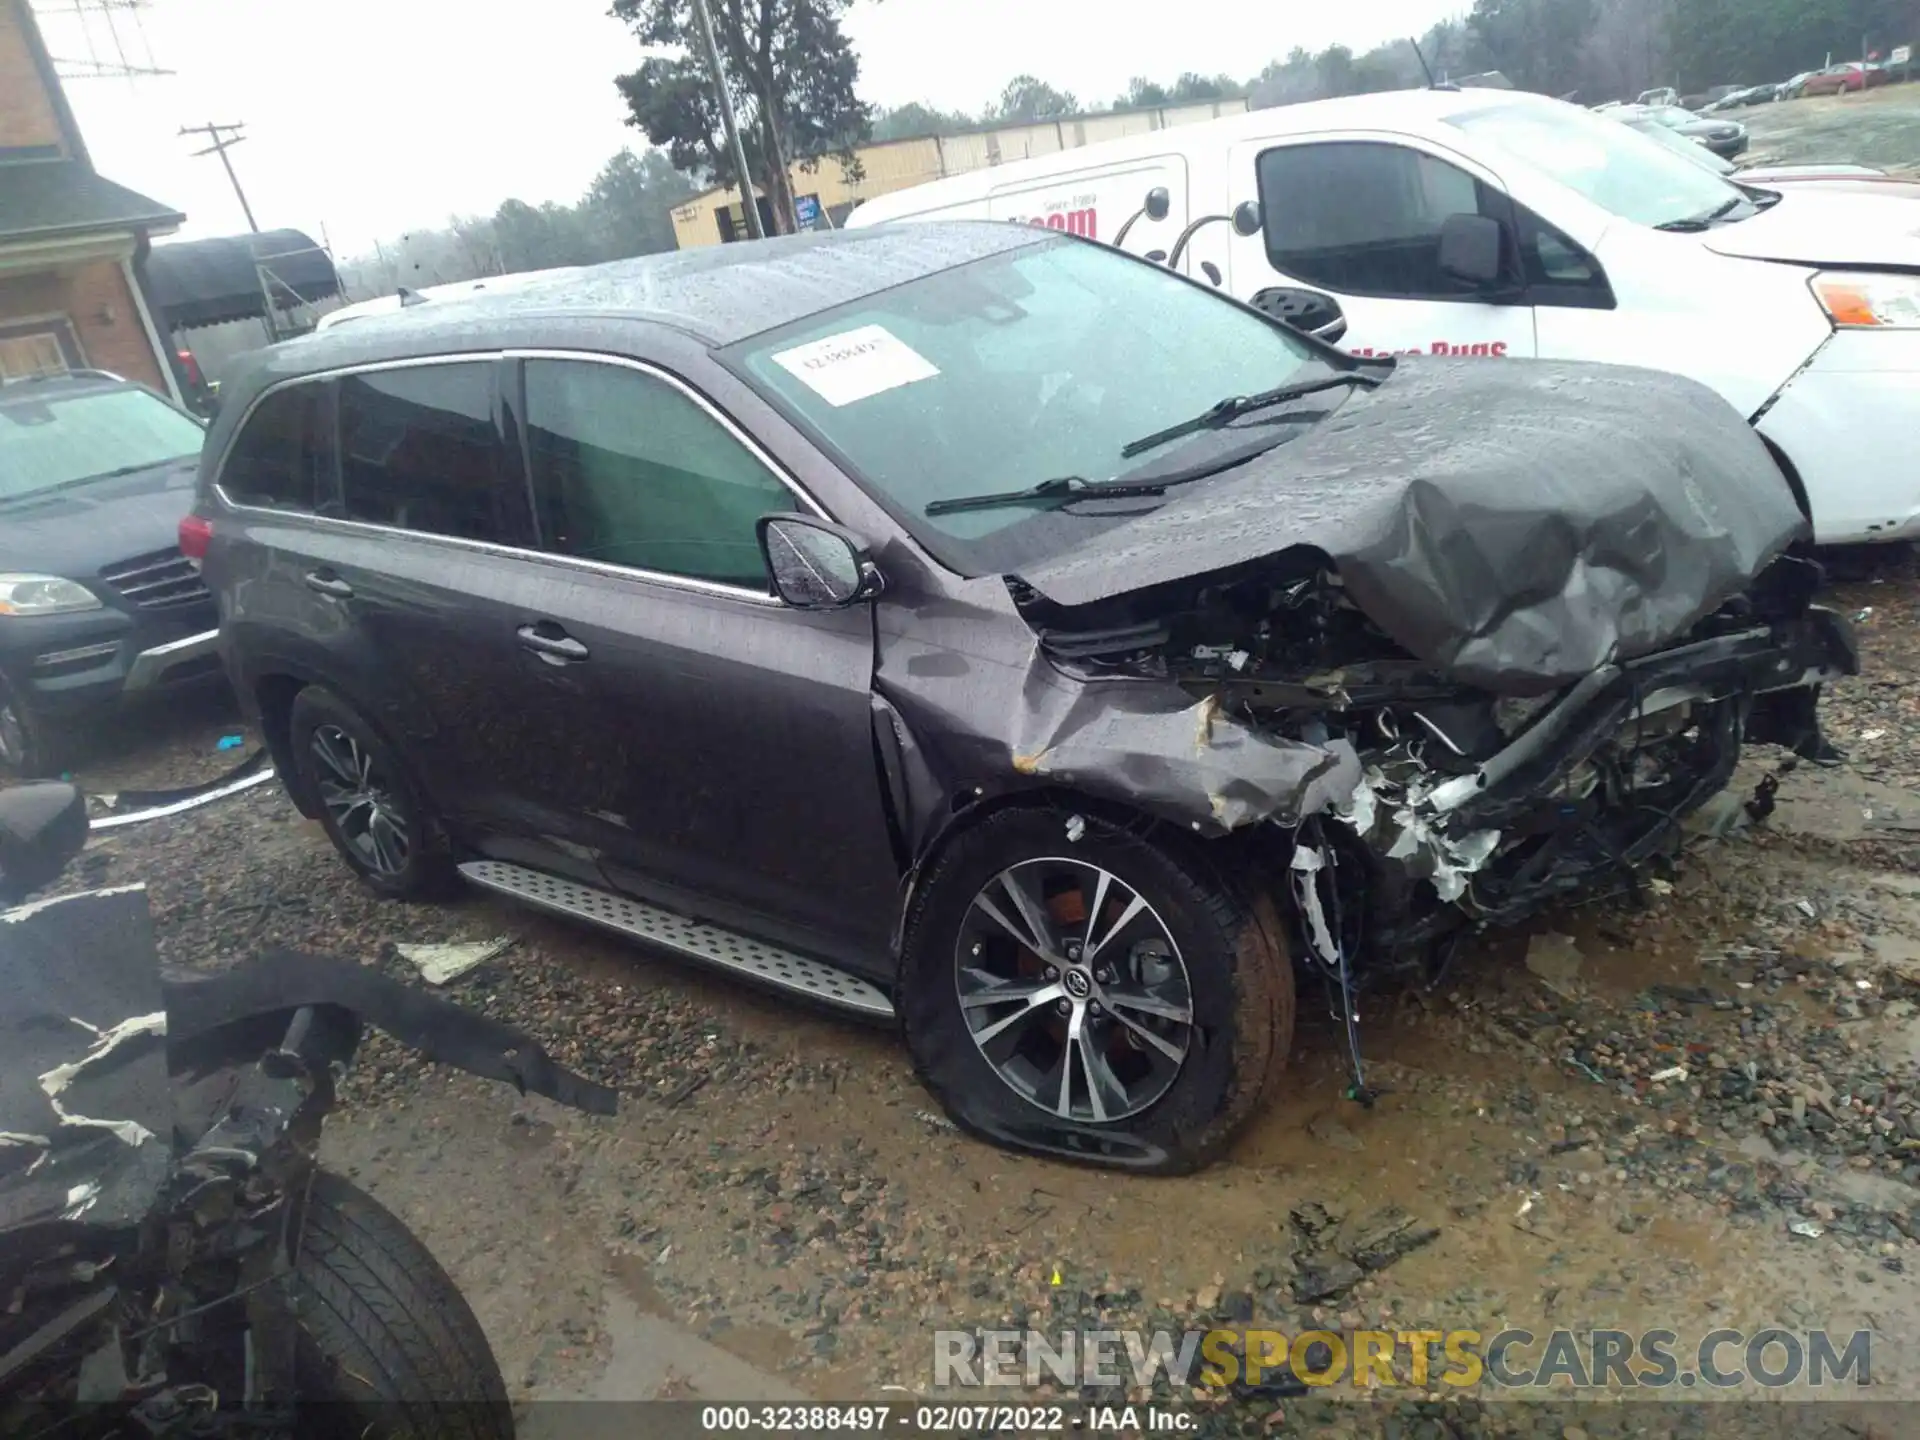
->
0, 0, 184, 399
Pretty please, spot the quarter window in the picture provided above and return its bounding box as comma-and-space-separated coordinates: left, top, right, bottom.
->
336, 363, 505, 541
523, 359, 793, 589
220, 382, 330, 512
1257, 141, 1512, 300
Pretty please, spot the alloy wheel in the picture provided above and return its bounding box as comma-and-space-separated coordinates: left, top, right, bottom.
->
954, 856, 1193, 1124
310, 723, 411, 876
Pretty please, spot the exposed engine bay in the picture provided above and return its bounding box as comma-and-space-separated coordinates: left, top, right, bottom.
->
1020, 548, 1857, 1100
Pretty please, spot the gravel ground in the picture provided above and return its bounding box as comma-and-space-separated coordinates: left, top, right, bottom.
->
1741, 85, 1920, 172
38, 559, 1920, 1435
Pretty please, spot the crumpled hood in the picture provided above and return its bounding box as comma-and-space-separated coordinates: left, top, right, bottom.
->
1704, 187, 1920, 265
1015, 356, 1806, 694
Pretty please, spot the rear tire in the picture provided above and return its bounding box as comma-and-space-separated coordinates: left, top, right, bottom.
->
287, 686, 454, 898
899, 807, 1294, 1175
289, 1169, 512, 1439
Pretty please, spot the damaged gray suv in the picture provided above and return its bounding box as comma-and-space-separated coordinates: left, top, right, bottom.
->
189, 223, 1855, 1173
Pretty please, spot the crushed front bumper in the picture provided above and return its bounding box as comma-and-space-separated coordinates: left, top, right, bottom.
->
1331, 605, 1856, 940
1425, 605, 1855, 834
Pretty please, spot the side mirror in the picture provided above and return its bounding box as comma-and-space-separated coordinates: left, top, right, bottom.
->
1114, 186, 1174, 248
0, 782, 89, 902
1231, 200, 1262, 237
757, 514, 882, 610
1438, 212, 1506, 289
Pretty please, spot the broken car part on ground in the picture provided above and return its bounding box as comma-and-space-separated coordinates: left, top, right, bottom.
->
0, 781, 613, 1434
191, 222, 1854, 1174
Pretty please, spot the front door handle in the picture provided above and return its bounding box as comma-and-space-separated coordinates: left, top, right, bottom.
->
517, 623, 589, 664
304, 570, 353, 598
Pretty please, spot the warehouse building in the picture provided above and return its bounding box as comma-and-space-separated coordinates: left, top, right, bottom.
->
670, 96, 1249, 249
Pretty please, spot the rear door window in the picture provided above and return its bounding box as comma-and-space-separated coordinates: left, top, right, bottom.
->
219, 382, 331, 512
521, 358, 794, 589
335, 363, 509, 542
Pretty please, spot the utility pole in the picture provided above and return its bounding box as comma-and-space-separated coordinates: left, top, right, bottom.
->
688, 0, 764, 240
179, 122, 258, 233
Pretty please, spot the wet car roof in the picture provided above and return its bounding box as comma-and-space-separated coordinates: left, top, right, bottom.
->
277, 222, 1052, 363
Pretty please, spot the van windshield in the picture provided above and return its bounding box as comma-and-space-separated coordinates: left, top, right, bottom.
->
729, 237, 1330, 574
1448, 102, 1745, 228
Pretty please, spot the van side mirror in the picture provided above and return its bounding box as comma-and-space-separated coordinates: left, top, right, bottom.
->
757, 514, 883, 610
1231, 200, 1262, 237
1114, 186, 1174, 248
1438, 212, 1506, 289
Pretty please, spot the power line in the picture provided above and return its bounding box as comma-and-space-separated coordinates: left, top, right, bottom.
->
179, 122, 258, 233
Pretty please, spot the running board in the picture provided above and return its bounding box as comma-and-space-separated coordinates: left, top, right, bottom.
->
457, 860, 895, 1020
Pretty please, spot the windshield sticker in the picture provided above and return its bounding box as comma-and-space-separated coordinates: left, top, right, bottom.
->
772, 325, 940, 407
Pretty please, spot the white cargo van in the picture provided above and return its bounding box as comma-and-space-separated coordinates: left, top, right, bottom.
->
846, 88, 1920, 545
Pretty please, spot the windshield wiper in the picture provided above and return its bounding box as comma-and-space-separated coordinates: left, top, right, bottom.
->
926, 474, 1169, 516
1655, 194, 1746, 232
926, 431, 1297, 517
1120, 371, 1378, 459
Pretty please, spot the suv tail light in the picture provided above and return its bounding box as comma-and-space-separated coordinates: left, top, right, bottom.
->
178, 514, 213, 568
177, 348, 204, 389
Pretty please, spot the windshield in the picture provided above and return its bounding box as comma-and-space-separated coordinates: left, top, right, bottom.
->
1448, 101, 1744, 228
0, 384, 205, 501
1620, 114, 1736, 173
729, 238, 1327, 573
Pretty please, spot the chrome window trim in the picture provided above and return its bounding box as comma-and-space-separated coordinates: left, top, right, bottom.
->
210, 347, 834, 607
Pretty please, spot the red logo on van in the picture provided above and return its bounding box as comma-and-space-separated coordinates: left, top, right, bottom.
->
1350, 341, 1510, 358
1011, 208, 1098, 240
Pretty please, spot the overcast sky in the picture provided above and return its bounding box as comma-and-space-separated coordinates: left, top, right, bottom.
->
46, 0, 1461, 256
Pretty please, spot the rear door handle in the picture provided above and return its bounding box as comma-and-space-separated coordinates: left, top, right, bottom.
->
304, 570, 353, 598
517, 624, 589, 663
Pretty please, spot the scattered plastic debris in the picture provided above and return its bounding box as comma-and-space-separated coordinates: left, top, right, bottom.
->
1524, 932, 1583, 997
1064, 813, 1086, 843
1861, 729, 1887, 742
1794, 898, 1817, 919
913, 1109, 958, 1132
1853, 608, 1874, 624
394, 936, 514, 985
1648, 877, 1674, 896
1648, 1065, 1689, 1084
1788, 1220, 1825, 1240
215, 734, 245, 751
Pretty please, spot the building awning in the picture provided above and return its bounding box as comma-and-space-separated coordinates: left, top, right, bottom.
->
0, 159, 184, 245
146, 228, 342, 330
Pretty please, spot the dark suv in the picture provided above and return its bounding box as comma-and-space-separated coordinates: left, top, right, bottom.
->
0, 370, 221, 776
192, 224, 1853, 1172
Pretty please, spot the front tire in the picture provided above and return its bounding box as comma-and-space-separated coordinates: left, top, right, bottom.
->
289, 1169, 512, 1439
899, 807, 1294, 1175
288, 686, 453, 898
0, 672, 62, 780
